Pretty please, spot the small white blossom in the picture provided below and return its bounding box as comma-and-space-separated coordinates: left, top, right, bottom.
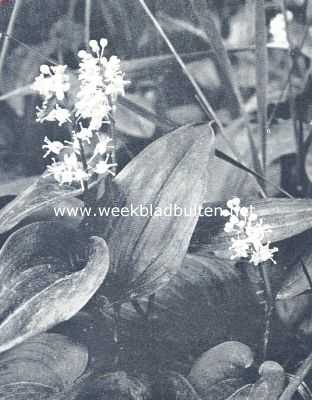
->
93, 155, 117, 176
33, 64, 70, 101
42, 136, 64, 158
75, 124, 93, 143
36, 38, 126, 191
222, 198, 278, 266
269, 13, 291, 49
75, 38, 128, 127
94, 133, 113, 156
39, 104, 71, 126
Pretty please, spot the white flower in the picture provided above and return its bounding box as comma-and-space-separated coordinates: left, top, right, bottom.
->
33, 64, 70, 101
94, 133, 113, 156
75, 124, 93, 143
46, 153, 88, 190
222, 198, 278, 266
42, 136, 64, 158
250, 243, 278, 266
269, 13, 290, 49
230, 238, 250, 259
75, 38, 128, 127
93, 155, 117, 176
41, 104, 71, 126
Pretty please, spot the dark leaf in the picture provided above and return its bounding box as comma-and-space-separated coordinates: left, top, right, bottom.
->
188, 341, 254, 400
0, 333, 88, 393
98, 254, 258, 373
51, 371, 152, 400
100, 123, 215, 300
0, 221, 109, 353
246, 361, 285, 400
159, 371, 202, 400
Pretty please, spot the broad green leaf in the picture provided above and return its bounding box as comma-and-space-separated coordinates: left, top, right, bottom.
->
0, 221, 109, 353
0, 333, 88, 393
99, 254, 258, 373
188, 341, 254, 400
100, 123, 215, 300
0, 175, 82, 235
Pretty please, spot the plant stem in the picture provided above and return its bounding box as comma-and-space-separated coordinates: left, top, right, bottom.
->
84, 0, 91, 47
109, 107, 117, 175
137, 0, 222, 132
260, 261, 274, 361
78, 138, 89, 194
279, 353, 312, 400
255, 0, 268, 180
0, 0, 23, 77
113, 303, 121, 367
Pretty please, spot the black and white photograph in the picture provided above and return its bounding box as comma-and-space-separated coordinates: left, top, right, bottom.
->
0, 0, 312, 399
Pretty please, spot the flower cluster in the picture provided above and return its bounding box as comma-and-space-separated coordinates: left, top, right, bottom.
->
269, 13, 291, 49
222, 198, 278, 266
32, 39, 128, 189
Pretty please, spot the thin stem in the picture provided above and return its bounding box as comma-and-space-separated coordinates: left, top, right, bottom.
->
113, 303, 121, 367
0, 0, 23, 77
255, 0, 268, 179
300, 258, 312, 292
279, 352, 312, 400
68, 0, 79, 19
137, 0, 222, 130
84, 0, 92, 47
78, 138, 89, 193
282, 1, 301, 194
0, 33, 58, 65
268, 21, 309, 129
109, 108, 117, 175
260, 261, 274, 361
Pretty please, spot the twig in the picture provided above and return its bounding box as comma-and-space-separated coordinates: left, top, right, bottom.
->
84, 0, 92, 47
279, 353, 312, 400
0, 0, 23, 78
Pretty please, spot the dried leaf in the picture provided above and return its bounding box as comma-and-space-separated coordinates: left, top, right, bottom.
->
0, 221, 109, 353
188, 341, 254, 400
100, 123, 215, 300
